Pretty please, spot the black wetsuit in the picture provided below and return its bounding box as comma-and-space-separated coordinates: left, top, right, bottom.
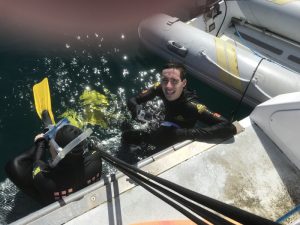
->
125, 82, 236, 147
5, 138, 102, 204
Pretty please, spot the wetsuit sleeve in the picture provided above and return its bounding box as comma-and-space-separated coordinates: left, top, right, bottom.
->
174, 122, 237, 141
173, 102, 237, 141
34, 137, 47, 161
190, 102, 229, 125
31, 139, 58, 203
32, 160, 57, 203
127, 82, 161, 118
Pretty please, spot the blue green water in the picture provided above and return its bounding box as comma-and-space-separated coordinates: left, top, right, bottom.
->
0, 31, 253, 223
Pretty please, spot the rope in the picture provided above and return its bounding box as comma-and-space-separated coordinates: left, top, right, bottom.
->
276, 204, 300, 223
216, 0, 228, 37
229, 24, 267, 121
107, 157, 217, 224
101, 148, 232, 224
95, 144, 279, 225
233, 21, 294, 72
230, 57, 264, 122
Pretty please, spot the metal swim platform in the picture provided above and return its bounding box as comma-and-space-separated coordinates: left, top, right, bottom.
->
11, 116, 300, 225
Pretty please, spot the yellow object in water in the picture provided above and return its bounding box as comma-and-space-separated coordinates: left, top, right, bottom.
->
60, 89, 111, 128
60, 109, 84, 128
33, 77, 55, 124
80, 89, 109, 106
83, 106, 108, 128
80, 89, 109, 128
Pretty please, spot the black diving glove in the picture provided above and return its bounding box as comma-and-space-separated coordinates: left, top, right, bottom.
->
136, 109, 153, 123
122, 130, 145, 145
172, 123, 237, 141
127, 98, 153, 122
170, 128, 215, 142
34, 137, 47, 162
127, 97, 142, 120
172, 128, 190, 141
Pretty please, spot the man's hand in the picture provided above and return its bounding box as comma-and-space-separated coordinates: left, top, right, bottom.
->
136, 109, 154, 123
127, 97, 142, 120
121, 130, 144, 145
129, 104, 142, 120
232, 121, 244, 134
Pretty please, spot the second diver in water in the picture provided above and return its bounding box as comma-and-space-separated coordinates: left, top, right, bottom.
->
123, 62, 238, 149
5, 117, 102, 204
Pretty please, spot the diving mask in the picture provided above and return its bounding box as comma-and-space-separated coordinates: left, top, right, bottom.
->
44, 118, 93, 167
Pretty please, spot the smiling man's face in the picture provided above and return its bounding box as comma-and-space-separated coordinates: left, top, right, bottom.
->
161, 68, 186, 101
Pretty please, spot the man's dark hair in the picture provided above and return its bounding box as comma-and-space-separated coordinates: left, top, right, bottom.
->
163, 62, 187, 80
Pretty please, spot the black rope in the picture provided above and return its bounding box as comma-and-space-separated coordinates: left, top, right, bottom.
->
104, 153, 232, 225
110, 160, 209, 225
230, 57, 264, 122
96, 146, 279, 225
216, 0, 228, 37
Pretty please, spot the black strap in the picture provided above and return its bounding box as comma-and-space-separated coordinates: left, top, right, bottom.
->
97, 147, 279, 225
104, 153, 232, 225
230, 48, 264, 122
110, 160, 209, 225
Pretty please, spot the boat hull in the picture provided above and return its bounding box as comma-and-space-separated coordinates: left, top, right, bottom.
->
138, 13, 300, 106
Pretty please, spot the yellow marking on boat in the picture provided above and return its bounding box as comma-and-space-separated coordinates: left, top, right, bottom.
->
269, 0, 296, 5
226, 41, 240, 78
215, 37, 227, 73
215, 37, 243, 92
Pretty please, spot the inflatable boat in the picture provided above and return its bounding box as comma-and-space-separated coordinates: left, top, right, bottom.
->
138, 0, 300, 106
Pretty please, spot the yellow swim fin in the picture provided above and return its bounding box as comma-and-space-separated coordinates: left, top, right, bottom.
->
33, 78, 55, 125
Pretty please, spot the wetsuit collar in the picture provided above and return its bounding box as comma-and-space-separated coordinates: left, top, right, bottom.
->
166, 88, 191, 104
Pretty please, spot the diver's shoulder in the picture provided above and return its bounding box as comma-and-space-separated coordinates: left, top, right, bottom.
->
183, 91, 207, 113
188, 101, 207, 113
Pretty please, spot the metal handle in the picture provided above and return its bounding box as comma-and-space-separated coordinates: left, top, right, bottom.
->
167, 40, 188, 57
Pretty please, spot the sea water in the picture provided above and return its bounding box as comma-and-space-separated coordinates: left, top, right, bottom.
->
0, 32, 252, 223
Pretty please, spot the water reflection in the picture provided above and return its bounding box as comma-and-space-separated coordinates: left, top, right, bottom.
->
0, 31, 165, 223
0, 26, 253, 222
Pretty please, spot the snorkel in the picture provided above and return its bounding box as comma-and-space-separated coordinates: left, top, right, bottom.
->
44, 118, 93, 167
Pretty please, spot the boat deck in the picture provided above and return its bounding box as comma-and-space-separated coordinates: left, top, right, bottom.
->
13, 118, 300, 225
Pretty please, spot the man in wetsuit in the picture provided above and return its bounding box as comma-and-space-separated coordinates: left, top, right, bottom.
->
5, 124, 102, 204
123, 62, 237, 148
